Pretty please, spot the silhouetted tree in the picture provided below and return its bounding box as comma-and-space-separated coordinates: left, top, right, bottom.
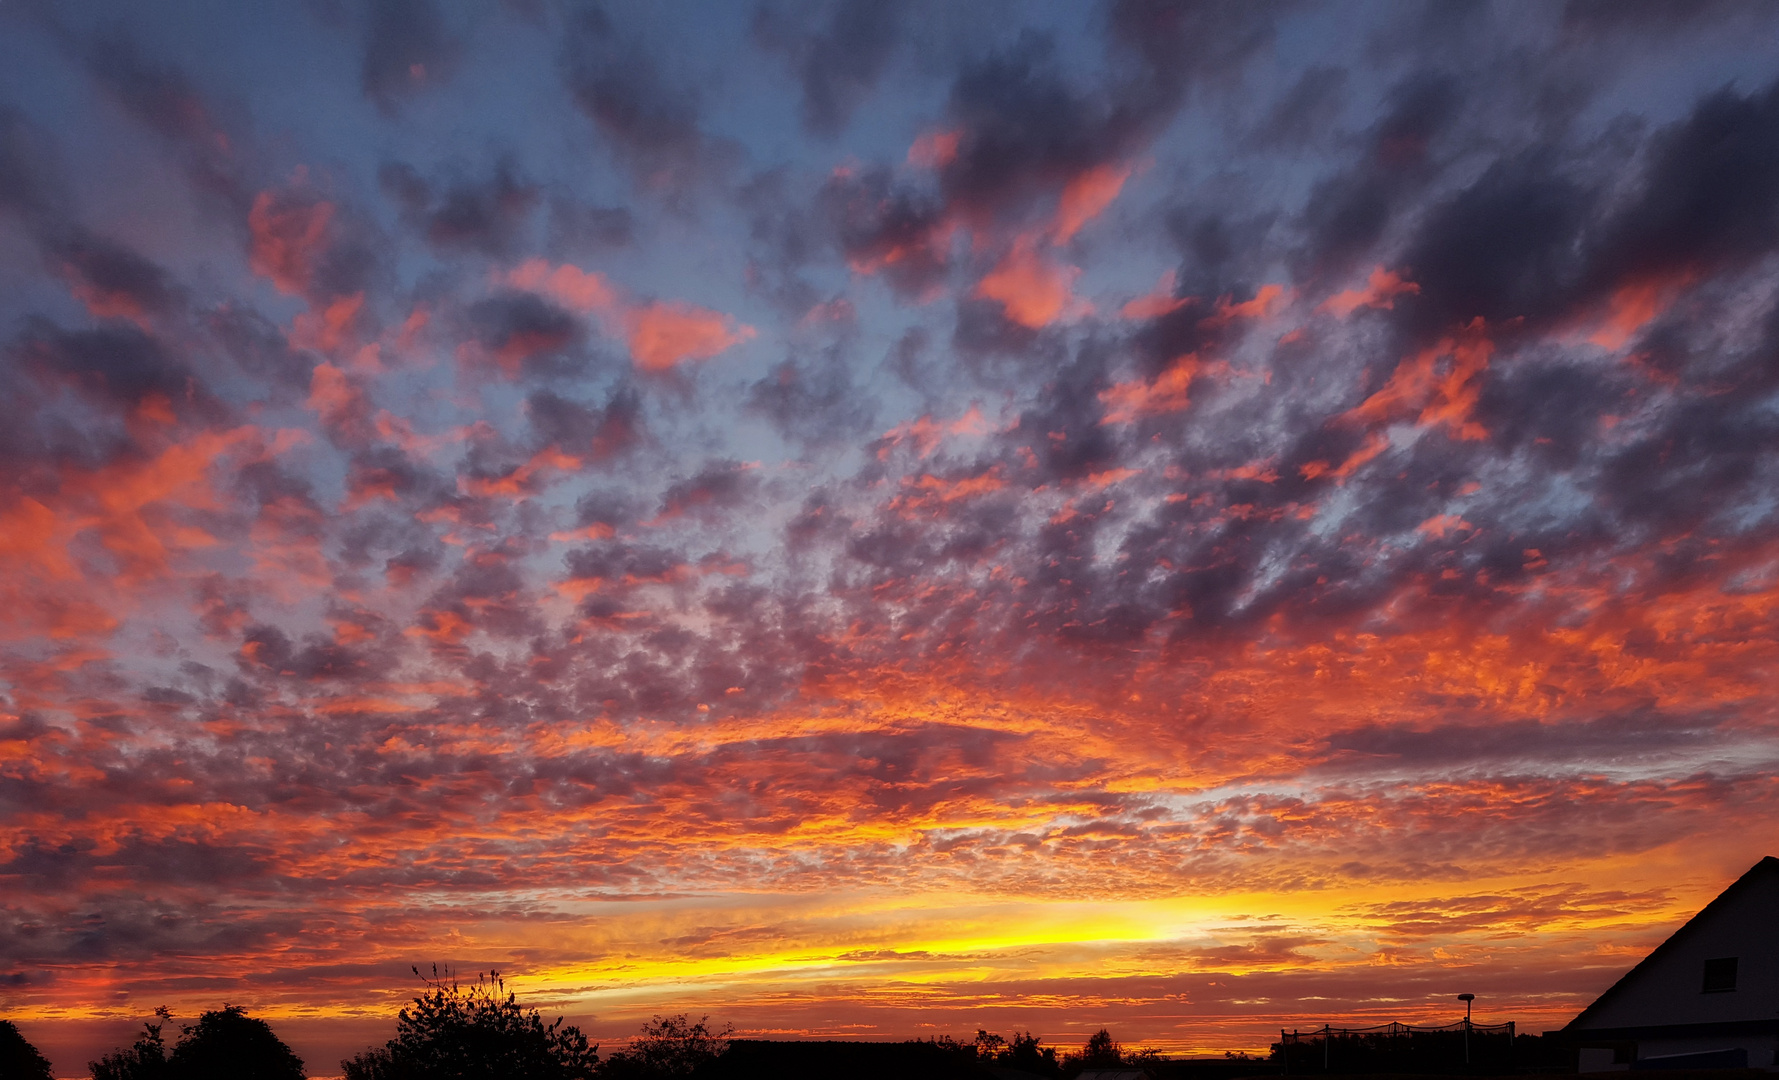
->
89, 1007, 170, 1080
970, 1028, 1060, 1076
167, 1006, 305, 1080
1003, 1030, 1061, 1075
595, 1014, 730, 1078
0, 1019, 55, 1080
1083, 1028, 1122, 1067
342, 966, 598, 1080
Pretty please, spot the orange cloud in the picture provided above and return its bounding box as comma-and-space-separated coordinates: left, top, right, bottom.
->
1099, 354, 1205, 424
306, 362, 368, 434
501, 260, 752, 371
888, 467, 1007, 518
1201, 284, 1287, 329
1417, 513, 1475, 539
879, 406, 992, 459
459, 447, 584, 499
1585, 273, 1694, 350
505, 259, 620, 316
624, 301, 756, 371
1343, 321, 1493, 441
0, 429, 263, 639
0, 496, 81, 582
1320, 266, 1420, 318
1300, 430, 1391, 483
976, 239, 1087, 329
248, 190, 334, 296
1121, 270, 1192, 320
291, 292, 366, 354
908, 129, 962, 169
845, 218, 960, 290
1052, 163, 1131, 244
60, 270, 152, 328
249, 492, 331, 594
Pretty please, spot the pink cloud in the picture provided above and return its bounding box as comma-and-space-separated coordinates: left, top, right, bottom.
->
1320, 266, 1420, 318
908, 129, 962, 169
248, 190, 334, 296
975, 238, 1088, 329
505, 259, 620, 316
502, 260, 753, 371
1121, 269, 1192, 320
1052, 163, 1131, 244
625, 301, 756, 371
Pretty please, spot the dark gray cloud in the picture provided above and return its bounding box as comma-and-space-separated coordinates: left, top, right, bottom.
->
360, 0, 463, 113
754, 0, 905, 137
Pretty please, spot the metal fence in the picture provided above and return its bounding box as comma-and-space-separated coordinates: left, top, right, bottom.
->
1278, 1021, 1516, 1074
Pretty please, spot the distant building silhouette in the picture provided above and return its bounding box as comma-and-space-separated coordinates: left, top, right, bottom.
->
1562, 855, 1778, 1071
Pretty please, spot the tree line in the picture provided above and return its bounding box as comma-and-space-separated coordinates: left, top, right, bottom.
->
1, 967, 1171, 1079
0, 968, 730, 1080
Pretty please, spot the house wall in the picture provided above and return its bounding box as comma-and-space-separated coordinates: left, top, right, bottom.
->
1636, 1034, 1777, 1067
1577, 868, 1779, 1029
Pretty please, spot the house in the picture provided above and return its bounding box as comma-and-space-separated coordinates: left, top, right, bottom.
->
1561, 855, 1778, 1071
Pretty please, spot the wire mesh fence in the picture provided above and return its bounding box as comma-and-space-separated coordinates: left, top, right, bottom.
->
1278, 1021, 1516, 1074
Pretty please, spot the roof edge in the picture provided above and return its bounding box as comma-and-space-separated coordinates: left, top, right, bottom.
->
1563, 855, 1779, 1032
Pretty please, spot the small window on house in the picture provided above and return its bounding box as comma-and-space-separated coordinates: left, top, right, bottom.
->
1702, 957, 1738, 992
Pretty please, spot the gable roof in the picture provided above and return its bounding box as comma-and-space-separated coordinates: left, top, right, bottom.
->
1563, 856, 1779, 1032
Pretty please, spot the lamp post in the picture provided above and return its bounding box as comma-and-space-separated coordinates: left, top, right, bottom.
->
1458, 994, 1475, 1067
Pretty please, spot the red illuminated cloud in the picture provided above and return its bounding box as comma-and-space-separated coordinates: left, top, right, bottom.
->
1052, 163, 1131, 244
908, 129, 962, 169
975, 239, 1087, 328
1343, 322, 1493, 441
5, 11, 1779, 1075
1099, 354, 1206, 423
1121, 270, 1192, 320
625, 301, 756, 371
505, 259, 620, 315
502, 259, 754, 370
1583, 271, 1695, 350
248, 189, 335, 296
1320, 266, 1420, 318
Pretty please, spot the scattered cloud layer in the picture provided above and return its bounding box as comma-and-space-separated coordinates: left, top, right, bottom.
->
1, 0, 1778, 1071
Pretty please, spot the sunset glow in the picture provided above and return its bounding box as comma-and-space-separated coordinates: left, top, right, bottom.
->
3, 2, 1779, 1076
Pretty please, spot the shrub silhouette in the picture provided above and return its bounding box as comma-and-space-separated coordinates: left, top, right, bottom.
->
595, 1013, 731, 1078
974, 1029, 1059, 1076
89, 1007, 170, 1080
342, 966, 598, 1080
0, 1019, 55, 1080
88, 1006, 303, 1080
170, 1007, 305, 1080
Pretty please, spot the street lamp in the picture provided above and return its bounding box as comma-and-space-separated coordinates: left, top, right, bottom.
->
1458, 994, 1475, 1066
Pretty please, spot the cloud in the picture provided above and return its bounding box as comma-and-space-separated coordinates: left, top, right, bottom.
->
974, 239, 1087, 329
745, 352, 876, 449
625, 301, 755, 371
502, 258, 753, 371
359, 0, 464, 113
248, 190, 336, 297
379, 157, 540, 257
2, 5, 1778, 1064
754, 0, 904, 138
1320, 265, 1419, 318
560, 6, 739, 195
72, 30, 251, 214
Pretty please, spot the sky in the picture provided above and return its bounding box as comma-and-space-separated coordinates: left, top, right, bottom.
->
2, 0, 1779, 1074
